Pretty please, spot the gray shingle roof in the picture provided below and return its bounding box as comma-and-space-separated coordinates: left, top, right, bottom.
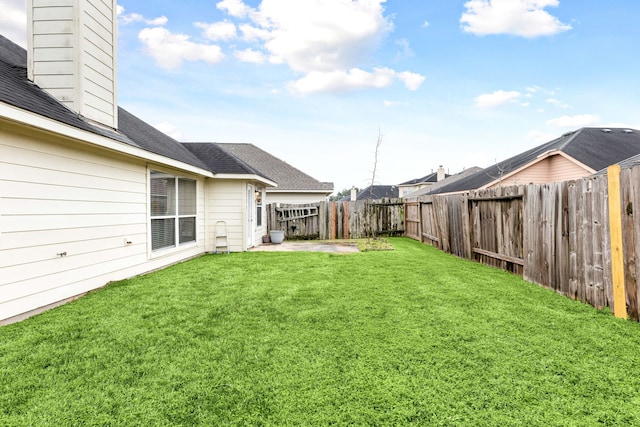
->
347, 185, 399, 200
182, 143, 263, 176
594, 151, 640, 175
117, 108, 208, 169
404, 167, 483, 198
0, 34, 208, 171
399, 171, 449, 186
429, 128, 640, 195
212, 143, 334, 192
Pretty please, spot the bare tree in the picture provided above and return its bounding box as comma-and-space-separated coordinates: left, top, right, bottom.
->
486, 158, 512, 188
368, 128, 383, 198
366, 128, 383, 238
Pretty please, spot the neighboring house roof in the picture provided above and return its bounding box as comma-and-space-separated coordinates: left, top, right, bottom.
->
595, 152, 640, 175
429, 128, 640, 195
212, 143, 334, 193
347, 185, 399, 200
0, 35, 207, 172
404, 167, 483, 198
399, 171, 450, 186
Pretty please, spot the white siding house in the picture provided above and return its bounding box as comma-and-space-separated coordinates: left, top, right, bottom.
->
0, 0, 282, 324
0, 114, 209, 322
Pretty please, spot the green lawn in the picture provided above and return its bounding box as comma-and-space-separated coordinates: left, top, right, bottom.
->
2, 238, 640, 426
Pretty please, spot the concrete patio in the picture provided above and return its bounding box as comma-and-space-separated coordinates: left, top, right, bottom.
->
249, 241, 360, 253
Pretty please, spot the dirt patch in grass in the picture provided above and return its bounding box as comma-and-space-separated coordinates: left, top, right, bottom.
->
357, 237, 394, 252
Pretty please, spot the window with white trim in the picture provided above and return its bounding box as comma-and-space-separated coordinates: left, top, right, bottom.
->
150, 171, 196, 251
256, 186, 263, 227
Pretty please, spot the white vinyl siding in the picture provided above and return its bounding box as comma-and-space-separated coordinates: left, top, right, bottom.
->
0, 127, 206, 323
205, 179, 247, 252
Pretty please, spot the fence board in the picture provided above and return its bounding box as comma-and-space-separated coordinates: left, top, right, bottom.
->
623, 167, 640, 320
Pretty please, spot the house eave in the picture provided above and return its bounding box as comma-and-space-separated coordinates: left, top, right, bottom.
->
266, 188, 333, 194
212, 173, 277, 187
0, 102, 214, 177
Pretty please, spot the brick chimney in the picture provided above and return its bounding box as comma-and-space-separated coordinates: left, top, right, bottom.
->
350, 187, 357, 201
437, 165, 445, 182
27, 0, 118, 129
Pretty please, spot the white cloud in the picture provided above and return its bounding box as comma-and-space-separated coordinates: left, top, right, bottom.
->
547, 98, 569, 109
147, 16, 169, 26
547, 114, 599, 128
397, 71, 426, 91
118, 6, 167, 26
461, 0, 572, 38
138, 27, 225, 69
254, 0, 393, 73
130, 0, 425, 92
475, 90, 522, 108
289, 67, 396, 94
120, 13, 144, 24
288, 67, 425, 95
0, 0, 27, 47
238, 23, 272, 42
213, 0, 424, 93
422, 20, 430, 28
217, 0, 253, 18
395, 39, 414, 60
234, 48, 267, 64
196, 21, 237, 41
154, 122, 184, 141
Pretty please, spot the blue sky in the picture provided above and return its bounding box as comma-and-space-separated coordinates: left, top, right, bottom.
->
2, 0, 640, 193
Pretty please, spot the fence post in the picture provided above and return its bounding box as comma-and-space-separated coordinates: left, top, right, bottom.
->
331, 201, 337, 240
608, 165, 627, 319
343, 202, 349, 239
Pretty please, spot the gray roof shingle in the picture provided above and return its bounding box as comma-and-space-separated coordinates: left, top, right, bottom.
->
212, 143, 333, 192
347, 185, 399, 200
399, 171, 449, 186
182, 143, 263, 176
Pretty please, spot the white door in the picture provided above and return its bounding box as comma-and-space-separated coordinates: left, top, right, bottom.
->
247, 184, 255, 247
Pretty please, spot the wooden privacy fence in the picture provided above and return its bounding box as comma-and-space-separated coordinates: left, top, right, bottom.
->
406, 166, 640, 322
267, 199, 404, 240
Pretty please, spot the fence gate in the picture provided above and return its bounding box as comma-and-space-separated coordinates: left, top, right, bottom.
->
469, 194, 524, 275
404, 202, 420, 240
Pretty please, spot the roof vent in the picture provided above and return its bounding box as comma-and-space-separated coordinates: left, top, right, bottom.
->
601, 129, 612, 133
